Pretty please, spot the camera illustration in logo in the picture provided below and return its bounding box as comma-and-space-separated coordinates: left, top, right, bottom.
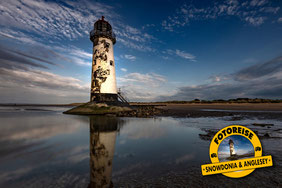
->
211, 153, 217, 158
255, 146, 261, 151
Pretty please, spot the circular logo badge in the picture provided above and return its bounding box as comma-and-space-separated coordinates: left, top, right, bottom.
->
209, 125, 262, 178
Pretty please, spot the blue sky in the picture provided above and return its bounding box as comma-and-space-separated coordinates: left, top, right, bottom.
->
0, 0, 281, 103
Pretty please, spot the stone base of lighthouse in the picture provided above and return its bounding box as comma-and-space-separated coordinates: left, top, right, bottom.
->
91, 93, 118, 103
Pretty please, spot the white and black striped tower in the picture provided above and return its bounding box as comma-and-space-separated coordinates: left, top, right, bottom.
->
90, 16, 117, 102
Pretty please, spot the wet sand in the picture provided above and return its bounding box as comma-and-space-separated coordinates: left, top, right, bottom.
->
156, 103, 282, 120
0, 105, 281, 187
113, 163, 282, 187
113, 103, 282, 187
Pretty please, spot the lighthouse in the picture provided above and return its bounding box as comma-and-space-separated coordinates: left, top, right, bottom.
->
229, 139, 236, 156
90, 16, 117, 102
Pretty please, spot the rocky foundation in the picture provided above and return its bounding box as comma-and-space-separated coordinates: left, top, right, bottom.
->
63, 102, 164, 117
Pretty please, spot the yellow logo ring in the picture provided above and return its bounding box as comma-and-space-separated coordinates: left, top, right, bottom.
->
209, 125, 262, 178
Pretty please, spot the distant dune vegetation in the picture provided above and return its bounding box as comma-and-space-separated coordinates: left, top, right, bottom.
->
152, 98, 282, 104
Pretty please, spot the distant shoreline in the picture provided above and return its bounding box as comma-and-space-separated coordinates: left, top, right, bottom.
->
1, 102, 282, 111
0, 103, 84, 107
156, 103, 282, 111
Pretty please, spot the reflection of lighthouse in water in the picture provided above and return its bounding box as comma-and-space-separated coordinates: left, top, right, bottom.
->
89, 116, 119, 188
229, 139, 236, 156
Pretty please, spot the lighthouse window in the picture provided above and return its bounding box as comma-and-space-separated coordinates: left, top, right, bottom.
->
110, 60, 114, 66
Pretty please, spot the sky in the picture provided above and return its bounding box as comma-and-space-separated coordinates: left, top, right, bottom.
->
0, 0, 281, 103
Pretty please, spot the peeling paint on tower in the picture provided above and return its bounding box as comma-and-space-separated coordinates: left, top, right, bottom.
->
90, 16, 118, 102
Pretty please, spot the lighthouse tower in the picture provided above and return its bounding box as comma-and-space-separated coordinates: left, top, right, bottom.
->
90, 16, 117, 102
229, 139, 236, 156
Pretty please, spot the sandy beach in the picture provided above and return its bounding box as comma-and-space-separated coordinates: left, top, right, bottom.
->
148, 103, 282, 120
157, 103, 282, 111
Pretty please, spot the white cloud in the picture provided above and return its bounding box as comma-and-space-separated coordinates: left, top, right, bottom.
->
71, 57, 91, 66
214, 76, 221, 82
0, 0, 115, 40
0, 0, 157, 53
278, 17, 282, 23
142, 24, 155, 30
71, 49, 93, 59
125, 25, 140, 35
121, 54, 136, 61
157, 56, 282, 101
164, 49, 196, 61
250, 0, 267, 7
0, 67, 89, 103
175, 49, 196, 61
119, 72, 166, 84
121, 68, 127, 72
208, 75, 230, 83
117, 38, 155, 52
115, 23, 156, 43
0, 29, 42, 45
245, 16, 266, 26
113, 21, 158, 52
162, 0, 280, 31
117, 72, 171, 101
259, 7, 280, 14
0, 67, 88, 91
0, 29, 93, 67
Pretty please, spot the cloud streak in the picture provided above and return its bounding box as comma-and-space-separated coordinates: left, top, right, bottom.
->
0, 65, 89, 103
157, 55, 282, 101
120, 68, 127, 72
0, 29, 92, 67
162, 0, 280, 31
0, 48, 48, 69
234, 56, 282, 81
0, 0, 114, 40
117, 72, 169, 101
164, 49, 196, 61
120, 54, 136, 61
0, 0, 157, 53
0, 68, 89, 92
5, 48, 57, 66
